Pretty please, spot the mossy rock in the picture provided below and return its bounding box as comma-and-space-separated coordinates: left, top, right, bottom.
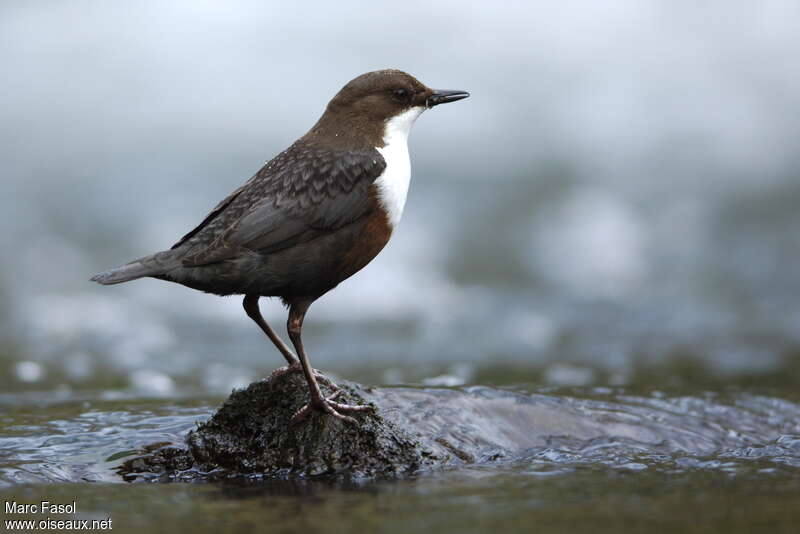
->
119, 372, 444, 481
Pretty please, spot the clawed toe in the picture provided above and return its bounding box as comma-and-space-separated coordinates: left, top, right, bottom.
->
291, 390, 375, 425
328, 401, 374, 413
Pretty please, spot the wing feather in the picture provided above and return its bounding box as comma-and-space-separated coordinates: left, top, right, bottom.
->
177, 142, 386, 267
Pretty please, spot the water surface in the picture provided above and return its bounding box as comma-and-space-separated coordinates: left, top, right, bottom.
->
2, 377, 799, 533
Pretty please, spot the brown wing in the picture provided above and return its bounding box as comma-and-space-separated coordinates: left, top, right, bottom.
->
176, 141, 387, 267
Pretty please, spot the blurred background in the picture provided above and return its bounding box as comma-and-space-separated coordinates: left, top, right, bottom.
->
2, 0, 799, 397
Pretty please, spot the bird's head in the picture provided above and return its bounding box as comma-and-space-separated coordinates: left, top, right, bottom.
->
309, 69, 469, 148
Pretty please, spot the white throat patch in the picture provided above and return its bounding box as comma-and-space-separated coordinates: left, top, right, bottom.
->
374, 106, 424, 228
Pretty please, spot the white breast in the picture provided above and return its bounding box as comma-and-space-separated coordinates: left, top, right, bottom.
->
375, 106, 425, 228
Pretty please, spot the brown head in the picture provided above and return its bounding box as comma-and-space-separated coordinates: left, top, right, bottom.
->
305, 69, 469, 149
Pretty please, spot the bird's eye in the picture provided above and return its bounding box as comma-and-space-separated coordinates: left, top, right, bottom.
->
392, 88, 410, 103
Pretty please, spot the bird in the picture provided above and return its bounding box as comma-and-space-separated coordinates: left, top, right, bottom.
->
91, 69, 469, 423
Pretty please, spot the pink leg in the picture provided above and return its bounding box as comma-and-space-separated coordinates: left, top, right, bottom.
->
285, 299, 374, 424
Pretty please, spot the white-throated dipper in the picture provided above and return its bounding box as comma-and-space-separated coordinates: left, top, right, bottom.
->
91, 69, 469, 423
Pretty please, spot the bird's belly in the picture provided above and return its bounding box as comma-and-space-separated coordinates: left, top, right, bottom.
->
252, 208, 392, 298
331, 207, 393, 284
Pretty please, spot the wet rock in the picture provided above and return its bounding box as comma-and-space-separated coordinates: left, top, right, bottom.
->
118, 373, 445, 481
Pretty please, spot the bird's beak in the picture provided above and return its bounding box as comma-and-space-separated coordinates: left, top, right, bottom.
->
426, 89, 470, 108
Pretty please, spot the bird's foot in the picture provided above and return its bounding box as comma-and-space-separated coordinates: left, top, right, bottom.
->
268, 362, 337, 390
291, 390, 375, 425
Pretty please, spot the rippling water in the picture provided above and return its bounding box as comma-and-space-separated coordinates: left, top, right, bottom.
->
2, 382, 799, 532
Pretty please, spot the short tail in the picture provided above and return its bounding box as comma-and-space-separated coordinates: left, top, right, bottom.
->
90, 250, 181, 285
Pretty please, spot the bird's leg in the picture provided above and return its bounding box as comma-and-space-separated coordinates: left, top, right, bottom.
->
242, 294, 334, 388
243, 294, 297, 365
286, 299, 373, 424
